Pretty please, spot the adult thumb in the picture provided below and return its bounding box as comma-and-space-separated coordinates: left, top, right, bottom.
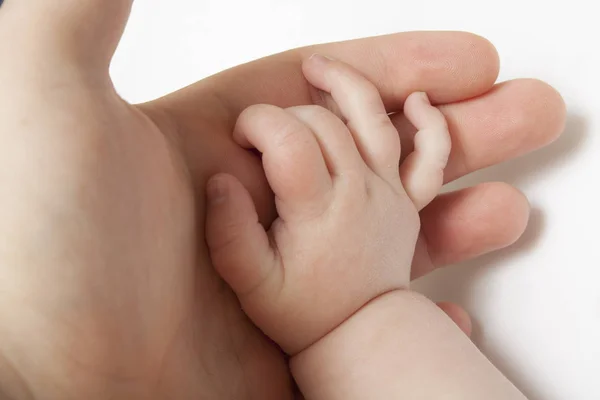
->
1, 0, 133, 70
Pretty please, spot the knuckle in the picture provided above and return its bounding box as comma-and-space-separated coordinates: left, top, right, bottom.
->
272, 118, 307, 148
269, 128, 318, 163
207, 220, 248, 251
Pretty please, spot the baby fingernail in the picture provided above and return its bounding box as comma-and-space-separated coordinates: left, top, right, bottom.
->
420, 92, 431, 104
309, 53, 335, 65
207, 177, 228, 205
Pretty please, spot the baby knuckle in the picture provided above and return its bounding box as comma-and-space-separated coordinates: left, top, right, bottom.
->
272, 119, 308, 148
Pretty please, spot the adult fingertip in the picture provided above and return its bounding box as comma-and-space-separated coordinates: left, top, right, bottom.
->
437, 301, 473, 337
526, 79, 568, 145
480, 182, 531, 247
451, 31, 500, 92
409, 31, 500, 102
420, 182, 532, 268
467, 32, 500, 80
503, 184, 531, 245
499, 79, 567, 148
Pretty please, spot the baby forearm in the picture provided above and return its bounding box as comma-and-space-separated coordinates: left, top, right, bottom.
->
291, 290, 527, 400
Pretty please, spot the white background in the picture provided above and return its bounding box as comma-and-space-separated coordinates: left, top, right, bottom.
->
111, 1, 599, 399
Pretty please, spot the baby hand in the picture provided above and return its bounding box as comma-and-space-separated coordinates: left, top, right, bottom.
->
205, 54, 450, 355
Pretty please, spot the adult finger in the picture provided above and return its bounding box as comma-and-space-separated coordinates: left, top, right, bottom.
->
411, 182, 530, 279
437, 302, 473, 337
150, 31, 500, 130
393, 79, 566, 182
148, 33, 565, 200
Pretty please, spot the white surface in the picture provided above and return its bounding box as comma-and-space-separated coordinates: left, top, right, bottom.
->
111, 1, 599, 399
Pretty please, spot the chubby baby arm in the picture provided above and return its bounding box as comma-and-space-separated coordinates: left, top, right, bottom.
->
292, 290, 527, 400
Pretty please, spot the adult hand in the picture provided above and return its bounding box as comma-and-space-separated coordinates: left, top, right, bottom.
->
0, 1, 565, 399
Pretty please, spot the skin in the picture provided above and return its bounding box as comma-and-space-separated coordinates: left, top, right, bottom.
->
205, 56, 524, 399
0, 0, 565, 399
204, 55, 452, 355
292, 290, 528, 399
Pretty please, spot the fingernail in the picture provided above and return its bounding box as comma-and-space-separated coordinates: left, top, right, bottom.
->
309, 53, 335, 65
419, 92, 431, 104
207, 177, 227, 205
